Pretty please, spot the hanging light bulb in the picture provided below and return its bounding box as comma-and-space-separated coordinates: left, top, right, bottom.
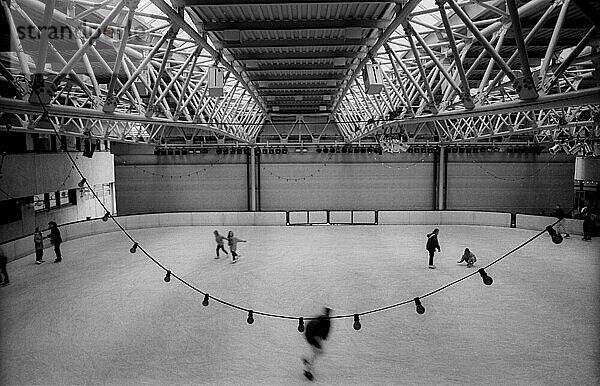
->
102, 211, 110, 222
164, 270, 171, 282
247, 310, 254, 324
129, 242, 138, 253
545, 225, 563, 244
202, 294, 209, 307
478, 268, 493, 285
414, 297, 425, 314
353, 314, 361, 330
298, 317, 305, 333
78, 178, 86, 188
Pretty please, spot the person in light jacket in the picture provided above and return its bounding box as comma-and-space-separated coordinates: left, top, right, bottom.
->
457, 248, 477, 268
34, 227, 45, 264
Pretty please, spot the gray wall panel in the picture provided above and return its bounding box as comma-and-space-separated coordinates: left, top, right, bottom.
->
259, 162, 435, 210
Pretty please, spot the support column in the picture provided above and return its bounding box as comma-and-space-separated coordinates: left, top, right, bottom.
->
249, 147, 257, 211
437, 146, 447, 210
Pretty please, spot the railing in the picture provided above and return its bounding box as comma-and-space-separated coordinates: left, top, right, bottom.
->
0, 210, 582, 262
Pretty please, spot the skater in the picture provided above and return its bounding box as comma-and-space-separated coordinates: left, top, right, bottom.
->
553, 204, 570, 238
426, 228, 441, 269
303, 307, 332, 381
581, 205, 593, 241
34, 227, 45, 264
46, 221, 62, 262
213, 230, 228, 259
0, 247, 9, 286
227, 231, 246, 263
457, 248, 477, 268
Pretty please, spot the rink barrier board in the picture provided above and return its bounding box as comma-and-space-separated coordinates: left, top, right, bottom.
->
515, 214, 584, 236
1, 211, 583, 262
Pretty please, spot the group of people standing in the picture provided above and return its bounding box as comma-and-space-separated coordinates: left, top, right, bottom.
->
33, 221, 63, 264
214, 230, 246, 264
553, 203, 594, 241
0, 221, 62, 287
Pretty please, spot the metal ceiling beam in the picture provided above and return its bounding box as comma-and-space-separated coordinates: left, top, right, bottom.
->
245, 64, 350, 71
249, 74, 343, 81
174, 0, 398, 5
234, 52, 364, 60
331, 0, 421, 114
149, 0, 269, 118
350, 87, 600, 142
204, 19, 391, 31
0, 97, 252, 143
221, 38, 377, 49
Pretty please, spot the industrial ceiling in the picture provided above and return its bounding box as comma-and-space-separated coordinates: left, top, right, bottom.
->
0, 0, 598, 148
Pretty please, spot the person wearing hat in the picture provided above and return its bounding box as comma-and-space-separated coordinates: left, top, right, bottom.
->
302, 307, 332, 380
46, 221, 63, 263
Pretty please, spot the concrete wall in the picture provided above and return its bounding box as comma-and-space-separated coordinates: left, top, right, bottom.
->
446, 153, 573, 213
113, 147, 575, 215
0, 152, 115, 243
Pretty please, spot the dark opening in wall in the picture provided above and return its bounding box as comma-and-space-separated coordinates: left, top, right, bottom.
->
0, 199, 22, 224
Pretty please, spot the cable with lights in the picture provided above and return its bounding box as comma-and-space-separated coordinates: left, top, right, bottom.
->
34, 91, 569, 329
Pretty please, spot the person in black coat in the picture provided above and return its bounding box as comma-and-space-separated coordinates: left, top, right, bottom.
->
426, 228, 441, 269
0, 247, 9, 286
303, 307, 332, 377
46, 221, 63, 263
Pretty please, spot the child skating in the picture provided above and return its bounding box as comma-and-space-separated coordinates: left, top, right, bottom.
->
457, 248, 477, 268
426, 228, 441, 269
227, 231, 246, 264
213, 230, 228, 259
302, 307, 332, 381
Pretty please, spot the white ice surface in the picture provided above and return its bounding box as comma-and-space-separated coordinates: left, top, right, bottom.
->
0, 225, 598, 385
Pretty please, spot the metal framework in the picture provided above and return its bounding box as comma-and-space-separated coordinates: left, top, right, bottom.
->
0, 0, 598, 149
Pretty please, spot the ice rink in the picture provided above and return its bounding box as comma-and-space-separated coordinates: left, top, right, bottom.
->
1, 224, 598, 385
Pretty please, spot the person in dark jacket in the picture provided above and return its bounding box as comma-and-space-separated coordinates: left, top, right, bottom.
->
46, 221, 63, 263
303, 307, 332, 379
426, 228, 441, 269
0, 247, 9, 286
581, 205, 593, 241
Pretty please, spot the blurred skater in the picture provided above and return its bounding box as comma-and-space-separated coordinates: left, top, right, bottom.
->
553, 204, 570, 238
0, 246, 9, 286
34, 227, 45, 264
227, 231, 246, 264
426, 228, 441, 269
46, 221, 63, 263
457, 248, 477, 268
302, 307, 332, 381
213, 230, 228, 259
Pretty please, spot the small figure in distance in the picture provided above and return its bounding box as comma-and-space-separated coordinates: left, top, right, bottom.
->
302, 307, 332, 381
227, 231, 246, 264
213, 230, 228, 259
0, 246, 9, 286
34, 227, 45, 264
46, 221, 63, 263
457, 248, 477, 268
426, 228, 441, 269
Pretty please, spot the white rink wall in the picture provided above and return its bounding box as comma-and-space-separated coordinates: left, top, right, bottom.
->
1, 210, 582, 262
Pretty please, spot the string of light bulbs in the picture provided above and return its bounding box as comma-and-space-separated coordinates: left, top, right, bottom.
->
259, 154, 334, 182
371, 153, 432, 171
114, 155, 225, 179
36, 91, 567, 329
466, 153, 558, 182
